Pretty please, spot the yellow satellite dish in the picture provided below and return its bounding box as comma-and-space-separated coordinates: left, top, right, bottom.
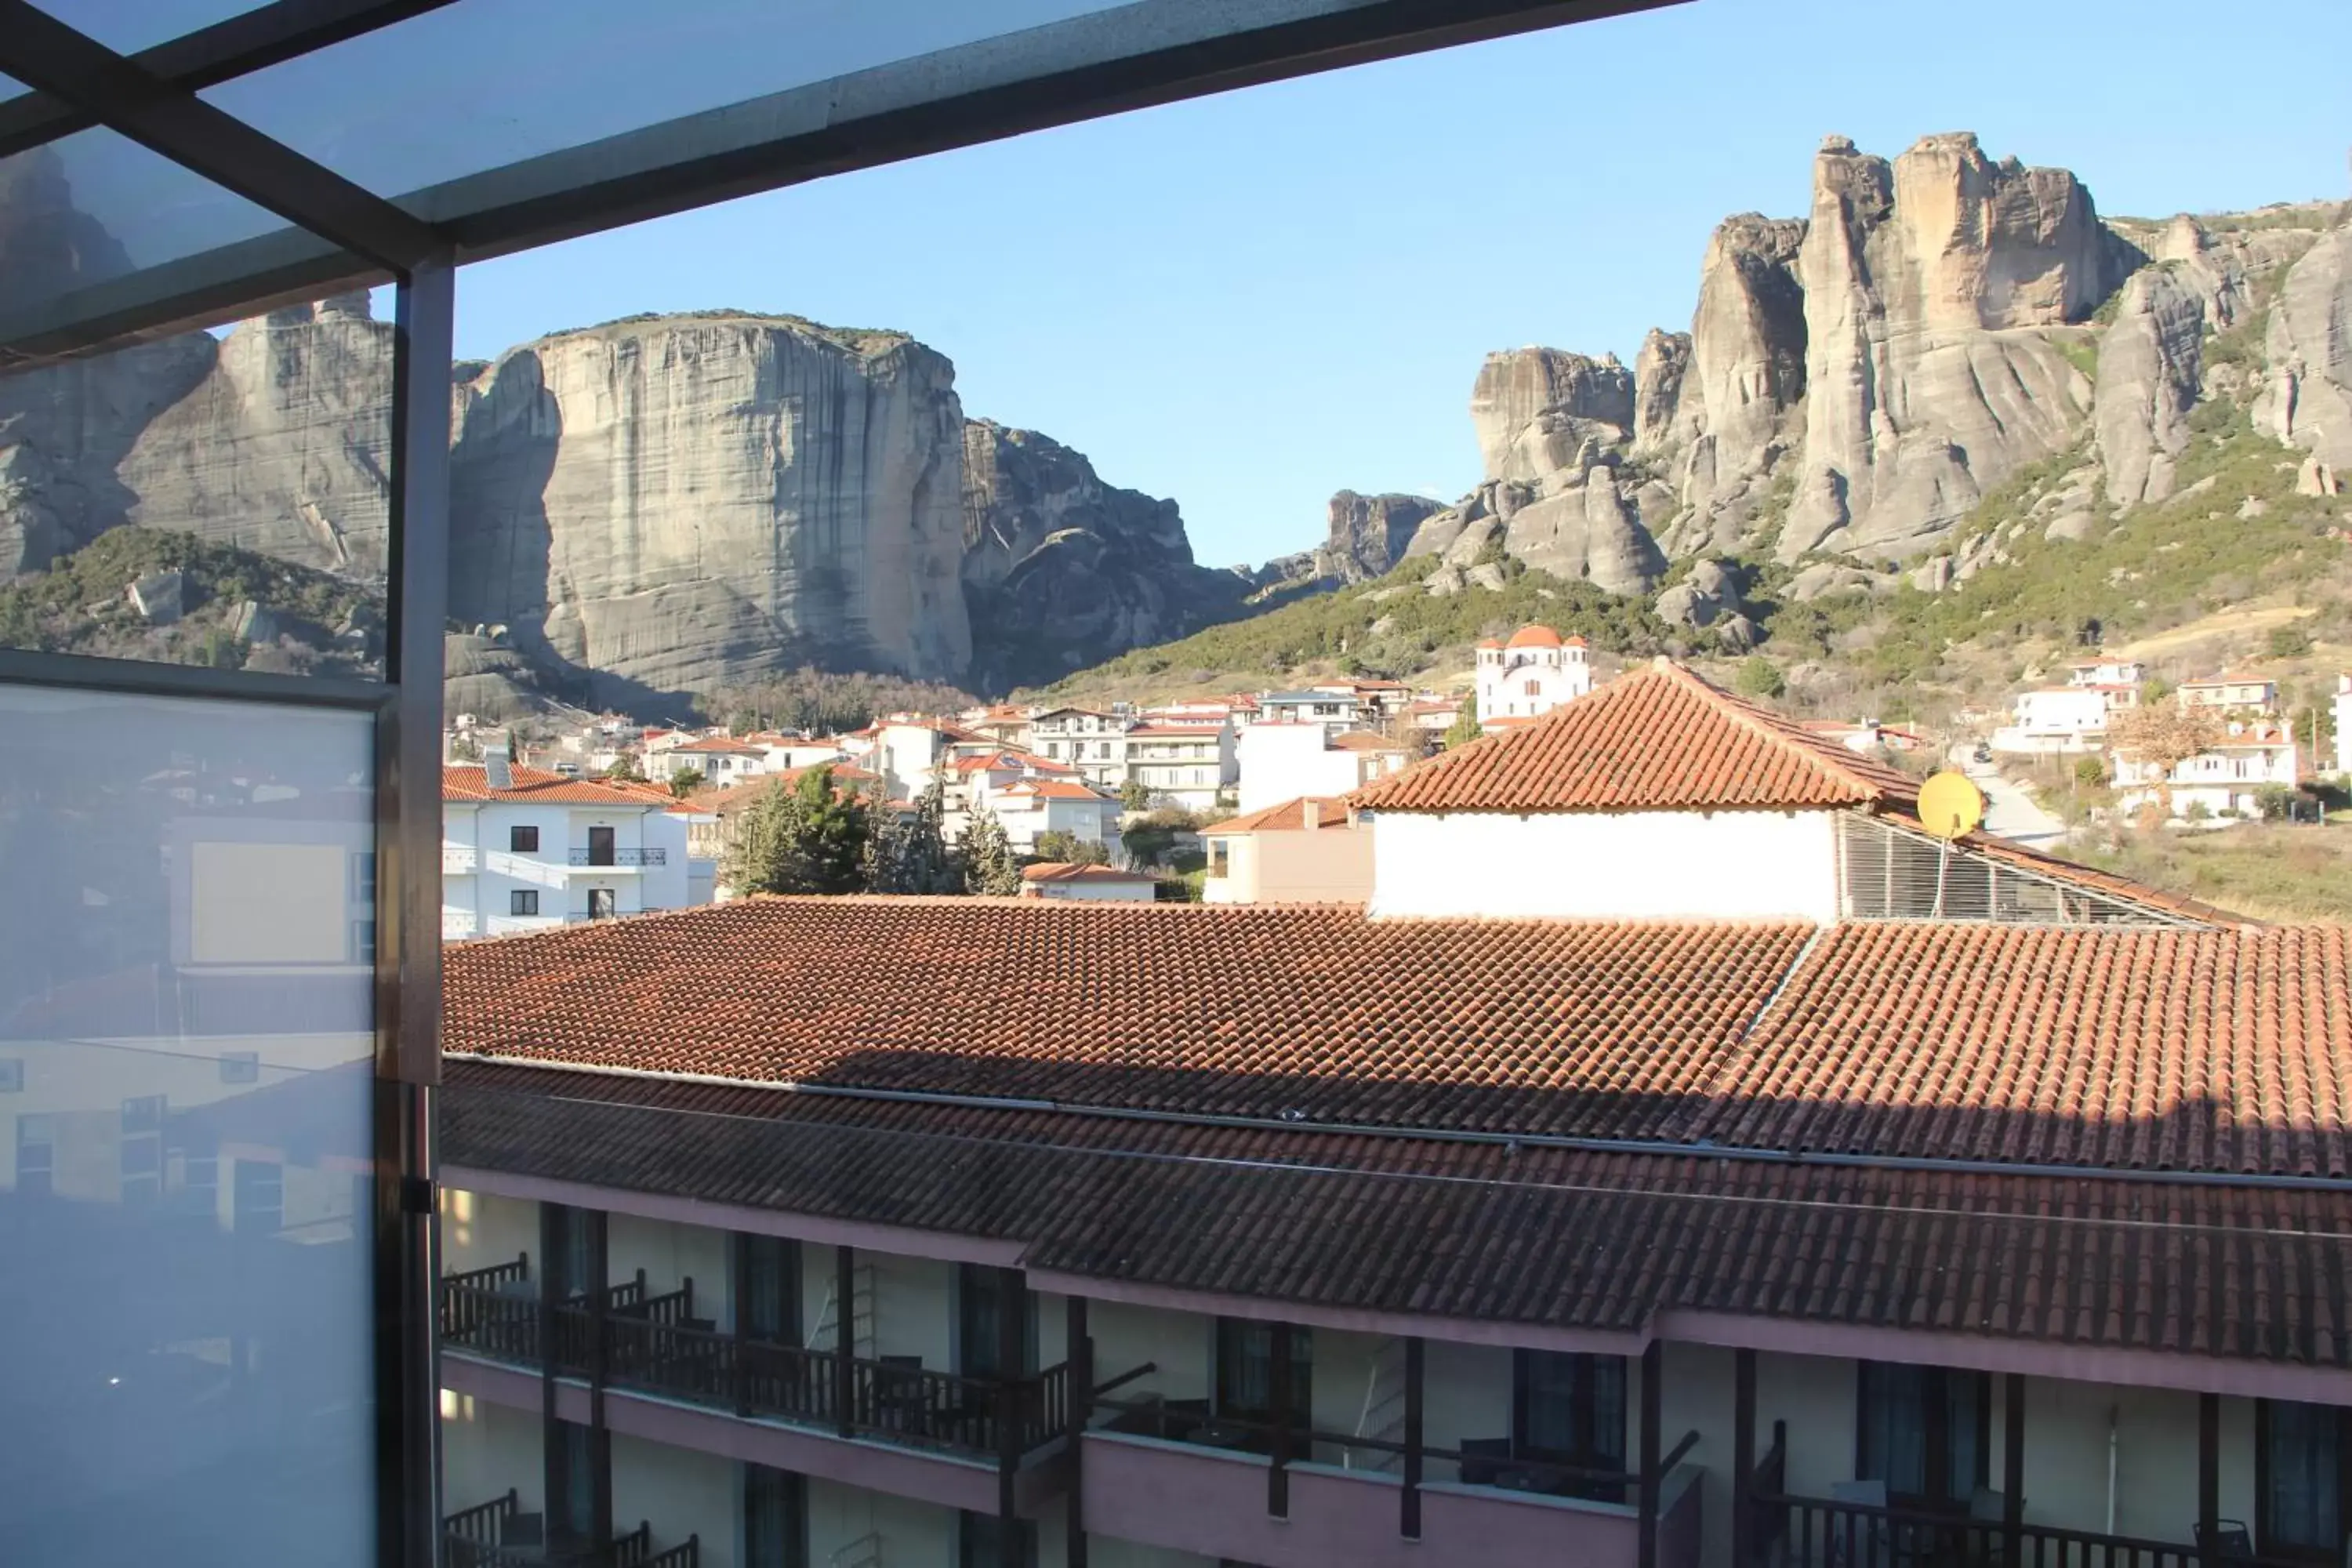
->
1916, 771, 1987, 840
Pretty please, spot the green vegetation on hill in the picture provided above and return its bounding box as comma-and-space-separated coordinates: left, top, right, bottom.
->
0, 527, 378, 674
1024, 554, 1686, 702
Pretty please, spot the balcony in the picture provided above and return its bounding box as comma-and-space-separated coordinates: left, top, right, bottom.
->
1083, 1376, 1701, 1568
445, 844, 480, 873
439, 1261, 1069, 1468
444, 1489, 699, 1568
567, 848, 666, 868
445, 910, 480, 940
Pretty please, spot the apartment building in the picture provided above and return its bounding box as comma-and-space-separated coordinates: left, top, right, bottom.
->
1025, 711, 1130, 792
1198, 796, 1371, 905
1120, 726, 1229, 814
428, 662, 2297, 1568
2178, 674, 2278, 714
443, 755, 692, 939
2114, 724, 2301, 818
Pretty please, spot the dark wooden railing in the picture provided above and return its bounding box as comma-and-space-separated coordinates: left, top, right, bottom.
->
438, 1272, 1069, 1463
1758, 1491, 2306, 1568
442, 1490, 519, 1555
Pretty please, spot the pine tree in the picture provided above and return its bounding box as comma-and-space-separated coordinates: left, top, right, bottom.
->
725, 766, 872, 895
960, 808, 1023, 897
866, 781, 960, 894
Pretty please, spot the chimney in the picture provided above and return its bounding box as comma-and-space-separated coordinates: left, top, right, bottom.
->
484, 744, 513, 791
1302, 799, 1322, 830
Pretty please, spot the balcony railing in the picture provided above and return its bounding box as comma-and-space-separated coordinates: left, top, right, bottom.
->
444, 1489, 699, 1568
1755, 1487, 2308, 1568
438, 1265, 1069, 1464
568, 847, 666, 866
445, 844, 479, 873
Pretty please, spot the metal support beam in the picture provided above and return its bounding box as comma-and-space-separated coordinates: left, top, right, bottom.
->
0, 0, 460, 159
1639, 1341, 1664, 1568
1269, 1322, 1294, 1519
1733, 1348, 1757, 1568
1067, 1295, 1091, 1568
1402, 1336, 1425, 1541
833, 1245, 856, 1439
2199, 1393, 2221, 1547
2004, 1372, 2026, 1552
0, 1, 448, 271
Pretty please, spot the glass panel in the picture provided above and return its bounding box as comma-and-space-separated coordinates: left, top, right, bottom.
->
1859, 1362, 1931, 1497
32, 1, 272, 55
2267, 1403, 2343, 1552
0, 126, 349, 352
744, 1463, 804, 1568
206, 0, 1140, 201
0, 278, 390, 679
742, 1233, 797, 1343
0, 681, 376, 1563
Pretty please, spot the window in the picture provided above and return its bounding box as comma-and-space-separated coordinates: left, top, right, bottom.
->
0, 1059, 20, 1093
1515, 1351, 1627, 1499
16, 1112, 54, 1196
350, 919, 376, 964
351, 851, 376, 903
231, 1160, 285, 1235
958, 1512, 1037, 1568
2261, 1400, 2350, 1557
121, 1094, 166, 1207
219, 1051, 260, 1084
588, 887, 617, 920
587, 825, 616, 866
510, 825, 540, 852
739, 1234, 800, 1344
1216, 1319, 1312, 1436
1525, 679, 1541, 696
510, 889, 540, 917
551, 1417, 604, 1548
958, 1264, 1038, 1378
745, 1464, 807, 1568
1857, 1363, 1988, 1505
546, 1204, 599, 1300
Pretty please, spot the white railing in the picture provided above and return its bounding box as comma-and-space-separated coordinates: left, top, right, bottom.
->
443, 844, 478, 873
442, 910, 479, 939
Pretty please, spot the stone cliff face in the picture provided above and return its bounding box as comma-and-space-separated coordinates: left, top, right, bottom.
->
2256, 225, 2352, 470
1, 288, 1236, 706
960, 419, 1246, 692
449, 314, 971, 711
1315, 490, 1446, 583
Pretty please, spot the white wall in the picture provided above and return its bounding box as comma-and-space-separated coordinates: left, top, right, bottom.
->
1236, 724, 1361, 813
441, 1189, 539, 1276
1755, 1351, 1860, 1499
439, 1390, 543, 1518
807, 1477, 955, 1567
611, 1432, 736, 1568
1092, 1301, 1212, 1404
1370, 809, 1844, 921
608, 1213, 730, 1323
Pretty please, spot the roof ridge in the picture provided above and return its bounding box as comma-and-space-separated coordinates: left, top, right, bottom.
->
1650, 660, 1904, 805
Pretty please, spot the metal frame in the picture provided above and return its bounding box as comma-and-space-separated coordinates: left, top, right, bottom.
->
0, 0, 1678, 368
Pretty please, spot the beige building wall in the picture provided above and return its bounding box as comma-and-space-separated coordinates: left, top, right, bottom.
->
611, 1432, 736, 1567
1093, 1301, 1212, 1404
439, 1389, 543, 1518
441, 1188, 539, 1276
1205, 824, 1373, 905
608, 1212, 731, 1323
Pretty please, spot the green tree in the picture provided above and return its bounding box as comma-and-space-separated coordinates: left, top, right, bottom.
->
1119, 779, 1154, 813
1443, 695, 1483, 748
725, 766, 872, 895
1035, 829, 1110, 866
2267, 624, 2314, 659
604, 753, 644, 782
1734, 656, 1787, 701
960, 809, 1024, 897
2072, 754, 2108, 789
667, 766, 705, 798
865, 781, 960, 894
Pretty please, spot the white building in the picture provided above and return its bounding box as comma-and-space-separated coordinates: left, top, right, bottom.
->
1235, 721, 1371, 813
1475, 624, 1593, 726
1123, 724, 1232, 813
1991, 687, 2112, 756
1019, 862, 1158, 902
2179, 674, 2278, 715
656, 735, 770, 785
2336, 675, 2352, 776
2067, 659, 2145, 689
442, 753, 693, 939
1255, 688, 1360, 737
989, 778, 1122, 857
1026, 708, 1130, 790
2115, 724, 2299, 820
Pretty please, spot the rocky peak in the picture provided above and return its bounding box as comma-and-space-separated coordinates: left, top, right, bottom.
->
1315, 490, 1445, 583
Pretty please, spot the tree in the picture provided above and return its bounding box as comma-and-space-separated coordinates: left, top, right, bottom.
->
2107, 702, 2225, 818
724, 766, 872, 895
1119, 779, 1154, 814
960, 809, 1023, 897
1735, 656, 1787, 701
1035, 830, 1110, 866
2072, 754, 2108, 789
667, 766, 705, 798
1443, 695, 1483, 749
604, 753, 644, 782
2267, 624, 2314, 659
865, 781, 960, 894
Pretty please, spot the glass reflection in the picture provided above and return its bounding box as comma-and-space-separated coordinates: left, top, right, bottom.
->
0, 681, 376, 1563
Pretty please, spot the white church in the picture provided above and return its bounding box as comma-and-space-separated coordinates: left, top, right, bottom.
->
1474, 623, 1593, 728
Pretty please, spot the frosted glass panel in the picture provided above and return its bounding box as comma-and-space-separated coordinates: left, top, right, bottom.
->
0, 681, 377, 1562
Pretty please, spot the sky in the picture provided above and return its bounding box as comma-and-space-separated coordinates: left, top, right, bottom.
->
449, 0, 2350, 571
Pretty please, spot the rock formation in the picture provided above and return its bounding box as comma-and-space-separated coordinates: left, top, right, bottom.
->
1314, 490, 1446, 583
2255, 224, 2352, 470
2096, 269, 2205, 506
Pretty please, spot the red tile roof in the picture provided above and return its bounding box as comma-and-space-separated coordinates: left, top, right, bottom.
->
443, 764, 669, 807
1200, 796, 1356, 835
1001, 779, 1109, 802
443, 900, 1813, 1138
1353, 659, 1917, 813
1022, 862, 1155, 884
1505, 624, 1563, 649
1329, 730, 1407, 753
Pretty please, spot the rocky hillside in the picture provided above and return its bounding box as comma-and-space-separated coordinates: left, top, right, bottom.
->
0, 158, 1249, 713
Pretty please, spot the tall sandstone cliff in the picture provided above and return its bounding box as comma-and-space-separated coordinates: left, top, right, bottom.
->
1365, 132, 2347, 614
0, 296, 1243, 707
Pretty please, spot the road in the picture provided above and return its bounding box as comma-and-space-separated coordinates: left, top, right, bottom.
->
1960, 757, 2068, 848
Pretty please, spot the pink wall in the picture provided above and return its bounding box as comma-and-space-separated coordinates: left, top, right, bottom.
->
1083, 1432, 1655, 1568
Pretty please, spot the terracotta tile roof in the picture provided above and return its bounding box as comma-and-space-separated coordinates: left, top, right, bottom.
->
1704, 924, 2352, 1176
442, 1060, 2352, 1367
1125, 725, 1218, 739
1352, 659, 1918, 814
1022, 862, 1155, 884
670, 735, 764, 755
443, 764, 668, 807
1329, 730, 1407, 752
1200, 796, 1356, 835
1505, 624, 1563, 649
1001, 779, 1109, 802
443, 900, 1813, 1138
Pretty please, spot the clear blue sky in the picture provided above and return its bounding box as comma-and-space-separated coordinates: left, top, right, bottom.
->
451, 0, 2349, 571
